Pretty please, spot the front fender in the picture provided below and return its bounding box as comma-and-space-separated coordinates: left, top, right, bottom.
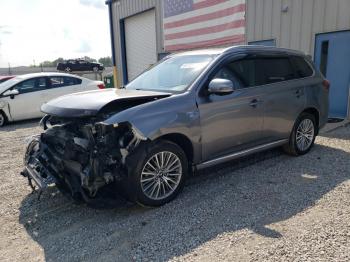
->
103, 93, 202, 163
104, 93, 199, 138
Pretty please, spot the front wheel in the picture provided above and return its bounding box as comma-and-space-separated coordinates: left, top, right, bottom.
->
283, 112, 317, 156
126, 140, 188, 207
0, 111, 7, 127
93, 66, 99, 72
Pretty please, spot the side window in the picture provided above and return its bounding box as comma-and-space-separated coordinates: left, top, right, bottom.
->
291, 56, 314, 78
227, 59, 259, 88
64, 76, 82, 86
259, 57, 295, 84
15, 79, 36, 93
213, 59, 258, 89
14, 77, 48, 94
49, 76, 65, 88
214, 66, 241, 87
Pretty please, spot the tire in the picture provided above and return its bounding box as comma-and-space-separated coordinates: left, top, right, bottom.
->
125, 140, 188, 207
283, 112, 317, 156
93, 66, 99, 72
0, 111, 7, 127
65, 67, 71, 72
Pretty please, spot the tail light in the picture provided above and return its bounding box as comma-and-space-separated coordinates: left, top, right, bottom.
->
322, 79, 330, 91
97, 83, 105, 89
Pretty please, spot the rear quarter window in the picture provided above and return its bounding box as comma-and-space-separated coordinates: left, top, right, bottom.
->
64, 76, 82, 85
291, 56, 314, 78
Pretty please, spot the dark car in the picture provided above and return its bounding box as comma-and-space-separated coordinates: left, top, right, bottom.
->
0, 75, 15, 84
57, 59, 104, 72
23, 46, 329, 207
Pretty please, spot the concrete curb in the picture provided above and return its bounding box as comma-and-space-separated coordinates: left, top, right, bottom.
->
320, 119, 350, 134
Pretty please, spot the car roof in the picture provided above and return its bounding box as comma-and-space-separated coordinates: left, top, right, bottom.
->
172, 45, 306, 57
14, 72, 84, 79
0, 76, 15, 80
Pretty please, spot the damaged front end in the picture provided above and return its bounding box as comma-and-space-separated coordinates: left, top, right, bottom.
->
22, 115, 146, 202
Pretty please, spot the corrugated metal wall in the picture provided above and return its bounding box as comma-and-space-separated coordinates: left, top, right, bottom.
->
112, 0, 163, 85
246, 0, 350, 56
112, 0, 350, 84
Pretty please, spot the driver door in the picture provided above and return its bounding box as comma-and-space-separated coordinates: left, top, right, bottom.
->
5, 77, 49, 120
197, 57, 265, 161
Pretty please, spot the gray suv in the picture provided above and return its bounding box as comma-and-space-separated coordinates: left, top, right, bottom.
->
23, 46, 329, 207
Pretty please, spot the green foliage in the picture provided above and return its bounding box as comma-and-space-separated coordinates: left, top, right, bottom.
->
98, 57, 112, 66
82, 56, 97, 63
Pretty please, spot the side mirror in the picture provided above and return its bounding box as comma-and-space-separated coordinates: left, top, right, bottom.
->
2, 89, 19, 98
208, 78, 235, 95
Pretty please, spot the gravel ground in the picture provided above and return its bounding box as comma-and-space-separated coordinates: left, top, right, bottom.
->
0, 120, 349, 262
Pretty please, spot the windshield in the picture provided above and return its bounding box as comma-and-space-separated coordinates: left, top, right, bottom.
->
126, 54, 216, 92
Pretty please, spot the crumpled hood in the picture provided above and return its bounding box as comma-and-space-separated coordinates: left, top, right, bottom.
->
41, 88, 171, 117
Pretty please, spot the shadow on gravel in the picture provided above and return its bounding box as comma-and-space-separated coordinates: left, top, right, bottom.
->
18, 144, 350, 262
0, 119, 40, 132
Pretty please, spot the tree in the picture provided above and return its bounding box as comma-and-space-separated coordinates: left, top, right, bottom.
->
98, 57, 112, 67
82, 56, 97, 63
52, 57, 64, 66
41, 61, 54, 67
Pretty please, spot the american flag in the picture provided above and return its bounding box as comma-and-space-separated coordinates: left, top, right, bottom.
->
163, 0, 246, 51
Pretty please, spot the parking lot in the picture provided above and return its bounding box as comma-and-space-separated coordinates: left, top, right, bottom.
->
0, 120, 349, 262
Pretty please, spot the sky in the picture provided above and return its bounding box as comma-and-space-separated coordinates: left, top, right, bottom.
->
0, 0, 111, 67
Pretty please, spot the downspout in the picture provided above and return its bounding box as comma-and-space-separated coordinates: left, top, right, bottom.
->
105, 0, 120, 88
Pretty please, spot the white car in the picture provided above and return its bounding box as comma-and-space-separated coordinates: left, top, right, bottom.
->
0, 72, 105, 127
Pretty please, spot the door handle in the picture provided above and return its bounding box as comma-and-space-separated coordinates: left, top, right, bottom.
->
249, 99, 262, 107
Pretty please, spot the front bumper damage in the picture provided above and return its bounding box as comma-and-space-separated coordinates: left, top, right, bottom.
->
21, 116, 146, 202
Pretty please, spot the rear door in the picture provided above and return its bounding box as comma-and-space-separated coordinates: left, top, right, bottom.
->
259, 56, 306, 141
45, 76, 81, 101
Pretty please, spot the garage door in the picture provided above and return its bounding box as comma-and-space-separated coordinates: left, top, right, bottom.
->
125, 9, 157, 81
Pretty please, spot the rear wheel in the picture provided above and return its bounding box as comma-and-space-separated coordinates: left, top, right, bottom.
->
65, 67, 71, 72
126, 140, 188, 207
283, 112, 317, 156
0, 111, 7, 127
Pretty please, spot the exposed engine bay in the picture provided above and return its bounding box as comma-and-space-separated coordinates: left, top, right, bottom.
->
21, 89, 171, 202
23, 116, 146, 202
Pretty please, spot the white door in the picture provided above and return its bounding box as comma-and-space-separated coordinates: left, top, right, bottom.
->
125, 9, 157, 81
6, 77, 49, 120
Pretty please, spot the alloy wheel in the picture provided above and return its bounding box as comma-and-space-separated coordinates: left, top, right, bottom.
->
140, 151, 182, 201
296, 118, 315, 151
